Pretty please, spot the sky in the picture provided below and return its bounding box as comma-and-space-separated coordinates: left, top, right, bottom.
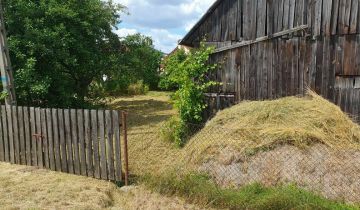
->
112, 0, 216, 53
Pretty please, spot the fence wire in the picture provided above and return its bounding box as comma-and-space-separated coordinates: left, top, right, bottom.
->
127, 121, 360, 204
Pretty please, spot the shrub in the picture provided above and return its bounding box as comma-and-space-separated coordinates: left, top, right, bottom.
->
160, 117, 187, 147
127, 80, 149, 95
160, 43, 218, 144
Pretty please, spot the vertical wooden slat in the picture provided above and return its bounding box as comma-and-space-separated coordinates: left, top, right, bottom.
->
283, 0, 290, 29
77, 109, 87, 176
71, 109, 81, 175
64, 109, 74, 174
328, 37, 337, 102
58, 109, 67, 172
236, 0, 243, 40
98, 110, 107, 180
338, 0, 352, 34
0, 106, 4, 161
313, 0, 323, 36
23, 107, 31, 165
288, 0, 296, 28
105, 110, 115, 181
35, 108, 43, 168
30, 107, 37, 166
322, 37, 330, 97
52, 109, 61, 171
46, 108, 55, 170
12, 106, 20, 164
315, 37, 324, 94
1, 106, 9, 162
322, 0, 333, 35
91, 110, 100, 179
257, 0, 266, 37
331, 0, 340, 35
17, 107, 26, 164
113, 111, 122, 181
84, 109, 93, 177
41, 109, 49, 169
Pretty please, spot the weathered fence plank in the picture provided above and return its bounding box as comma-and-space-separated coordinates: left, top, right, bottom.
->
105, 110, 115, 180
91, 110, 100, 179
46, 108, 55, 170
35, 108, 43, 168
23, 107, 30, 165
52, 109, 61, 171
84, 109, 93, 177
0, 106, 4, 161
77, 109, 87, 176
18, 107, 26, 165
113, 110, 122, 181
30, 107, 37, 166
12, 106, 20, 164
98, 110, 107, 180
64, 109, 74, 174
1, 106, 9, 162
71, 109, 80, 175
41, 109, 49, 169
58, 109, 67, 172
0, 106, 126, 182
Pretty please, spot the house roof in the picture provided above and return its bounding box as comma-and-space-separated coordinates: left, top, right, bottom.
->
179, 0, 222, 46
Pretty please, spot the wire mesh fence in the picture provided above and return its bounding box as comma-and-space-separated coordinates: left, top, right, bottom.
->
127, 121, 360, 204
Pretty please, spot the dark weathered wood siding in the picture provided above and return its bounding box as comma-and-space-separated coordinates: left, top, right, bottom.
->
182, 0, 360, 46
182, 0, 360, 121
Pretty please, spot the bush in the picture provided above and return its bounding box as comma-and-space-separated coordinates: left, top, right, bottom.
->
127, 80, 149, 95
160, 117, 187, 147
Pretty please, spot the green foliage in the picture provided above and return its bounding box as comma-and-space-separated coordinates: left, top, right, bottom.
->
4, 0, 126, 107
159, 44, 217, 145
127, 80, 149, 95
143, 172, 358, 210
161, 44, 217, 125
159, 49, 187, 90
0, 91, 9, 101
160, 117, 187, 147
103, 34, 163, 95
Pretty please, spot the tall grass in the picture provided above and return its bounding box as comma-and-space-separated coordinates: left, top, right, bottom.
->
142, 172, 359, 210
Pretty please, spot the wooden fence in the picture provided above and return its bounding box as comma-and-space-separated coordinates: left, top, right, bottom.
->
0, 105, 128, 182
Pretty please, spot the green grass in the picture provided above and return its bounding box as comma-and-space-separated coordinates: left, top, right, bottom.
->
142, 172, 359, 210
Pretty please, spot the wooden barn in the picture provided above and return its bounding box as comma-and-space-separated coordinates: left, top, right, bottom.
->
180, 0, 360, 120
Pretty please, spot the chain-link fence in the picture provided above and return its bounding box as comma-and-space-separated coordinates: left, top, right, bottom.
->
127, 121, 360, 205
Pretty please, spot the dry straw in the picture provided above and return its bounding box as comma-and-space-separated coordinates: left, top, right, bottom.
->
184, 90, 360, 164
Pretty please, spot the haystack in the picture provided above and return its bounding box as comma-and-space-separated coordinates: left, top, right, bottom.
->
182, 91, 360, 203
184, 90, 360, 164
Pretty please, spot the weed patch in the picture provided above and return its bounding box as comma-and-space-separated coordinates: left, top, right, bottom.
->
142, 172, 359, 210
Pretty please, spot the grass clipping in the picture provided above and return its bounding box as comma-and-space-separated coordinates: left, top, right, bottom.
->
184, 90, 360, 164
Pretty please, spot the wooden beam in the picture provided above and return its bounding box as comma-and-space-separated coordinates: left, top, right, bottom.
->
212, 25, 309, 54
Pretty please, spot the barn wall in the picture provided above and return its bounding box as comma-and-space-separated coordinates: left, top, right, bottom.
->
208, 34, 360, 120
184, 0, 360, 46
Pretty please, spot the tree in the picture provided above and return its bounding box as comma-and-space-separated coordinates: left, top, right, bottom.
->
103, 33, 163, 95
4, 0, 126, 107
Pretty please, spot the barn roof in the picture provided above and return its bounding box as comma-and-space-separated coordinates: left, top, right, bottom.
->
179, 0, 222, 46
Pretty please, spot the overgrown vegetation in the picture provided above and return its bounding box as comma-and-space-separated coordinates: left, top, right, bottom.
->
4, 1, 162, 108
143, 172, 358, 210
160, 44, 217, 146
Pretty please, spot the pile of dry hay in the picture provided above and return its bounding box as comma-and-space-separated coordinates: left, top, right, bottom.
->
184, 90, 360, 164
180, 91, 360, 203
